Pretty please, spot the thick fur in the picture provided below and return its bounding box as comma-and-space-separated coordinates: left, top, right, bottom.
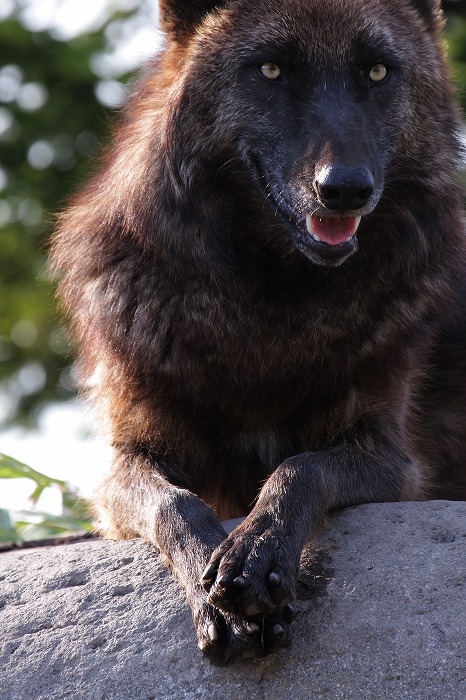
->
51, 0, 466, 661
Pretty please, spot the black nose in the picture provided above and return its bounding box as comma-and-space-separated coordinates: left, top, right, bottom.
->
315, 165, 374, 211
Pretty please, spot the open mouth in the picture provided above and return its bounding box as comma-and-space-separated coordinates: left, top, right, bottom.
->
271, 191, 360, 264
251, 161, 362, 264
305, 214, 361, 246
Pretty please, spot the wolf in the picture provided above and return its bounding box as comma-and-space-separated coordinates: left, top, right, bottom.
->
51, 0, 466, 661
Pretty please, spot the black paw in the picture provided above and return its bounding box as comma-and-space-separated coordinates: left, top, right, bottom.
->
195, 601, 292, 663
200, 522, 299, 619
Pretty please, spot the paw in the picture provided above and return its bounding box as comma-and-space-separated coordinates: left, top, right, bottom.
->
200, 522, 299, 619
194, 600, 293, 663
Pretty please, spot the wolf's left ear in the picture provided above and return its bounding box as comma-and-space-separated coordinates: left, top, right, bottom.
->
159, 0, 227, 39
409, 0, 443, 31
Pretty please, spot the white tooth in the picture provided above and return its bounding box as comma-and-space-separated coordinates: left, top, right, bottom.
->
305, 213, 314, 235
353, 216, 362, 233
305, 214, 322, 240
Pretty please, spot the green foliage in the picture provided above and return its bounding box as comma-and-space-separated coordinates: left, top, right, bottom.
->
446, 13, 466, 111
0, 452, 92, 544
0, 7, 135, 427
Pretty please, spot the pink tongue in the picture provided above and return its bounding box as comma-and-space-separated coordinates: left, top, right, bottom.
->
310, 216, 359, 246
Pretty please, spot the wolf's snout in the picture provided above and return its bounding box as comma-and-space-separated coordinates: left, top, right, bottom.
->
315, 165, 374, 211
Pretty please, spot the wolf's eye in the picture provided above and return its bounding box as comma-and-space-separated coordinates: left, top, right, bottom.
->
369, 63, 388, 83
259, 62, 281, 80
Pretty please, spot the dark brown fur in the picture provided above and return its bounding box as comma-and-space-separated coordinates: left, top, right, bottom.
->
51, 0, 466, 661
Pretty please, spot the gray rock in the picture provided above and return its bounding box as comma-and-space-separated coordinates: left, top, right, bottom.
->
0, 501, 465, 700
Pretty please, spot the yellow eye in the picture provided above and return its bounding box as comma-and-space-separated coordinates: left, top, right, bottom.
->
369, 63, 388, 82
260, 62, 281, 80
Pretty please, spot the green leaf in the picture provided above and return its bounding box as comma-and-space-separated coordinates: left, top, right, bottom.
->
0, 508, 18, 543
0, 453, 93, 540
0, 453, 66, 487
17, 510, 93, 533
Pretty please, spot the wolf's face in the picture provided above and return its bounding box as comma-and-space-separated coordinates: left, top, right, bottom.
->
234, 30, 397, 267
168, 0, 449, 266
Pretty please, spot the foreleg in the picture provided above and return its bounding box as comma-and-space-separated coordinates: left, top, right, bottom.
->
202, 423, 423, 621
94, 448, 291, 661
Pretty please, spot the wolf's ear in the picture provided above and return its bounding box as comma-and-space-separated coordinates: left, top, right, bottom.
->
159, 0, 227, 39
409, 0, 443, 31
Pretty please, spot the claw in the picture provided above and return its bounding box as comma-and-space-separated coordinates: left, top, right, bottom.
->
201, 563, 218, 590
282, 603, 297, 623
233, 575, 246, 587
245, 622, 260, 635
268, 572, 281, 587
245, 602, 262, 616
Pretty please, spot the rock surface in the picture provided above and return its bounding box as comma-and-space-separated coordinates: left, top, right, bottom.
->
1, 501, 465, 700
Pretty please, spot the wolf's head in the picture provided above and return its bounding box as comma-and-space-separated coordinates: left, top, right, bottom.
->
156, 0, 461, 267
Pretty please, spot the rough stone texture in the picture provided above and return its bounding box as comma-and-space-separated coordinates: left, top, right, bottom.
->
0, 501, 465, 700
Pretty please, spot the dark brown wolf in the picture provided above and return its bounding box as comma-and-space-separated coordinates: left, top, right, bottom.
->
51, 0, 466, 662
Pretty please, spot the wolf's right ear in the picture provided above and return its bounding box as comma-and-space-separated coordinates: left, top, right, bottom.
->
159, 0, 227, 39
409, 0, 443, 32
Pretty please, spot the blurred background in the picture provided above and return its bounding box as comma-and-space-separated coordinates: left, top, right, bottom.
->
0, 0, 465, 541
0, 0, 160, 539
